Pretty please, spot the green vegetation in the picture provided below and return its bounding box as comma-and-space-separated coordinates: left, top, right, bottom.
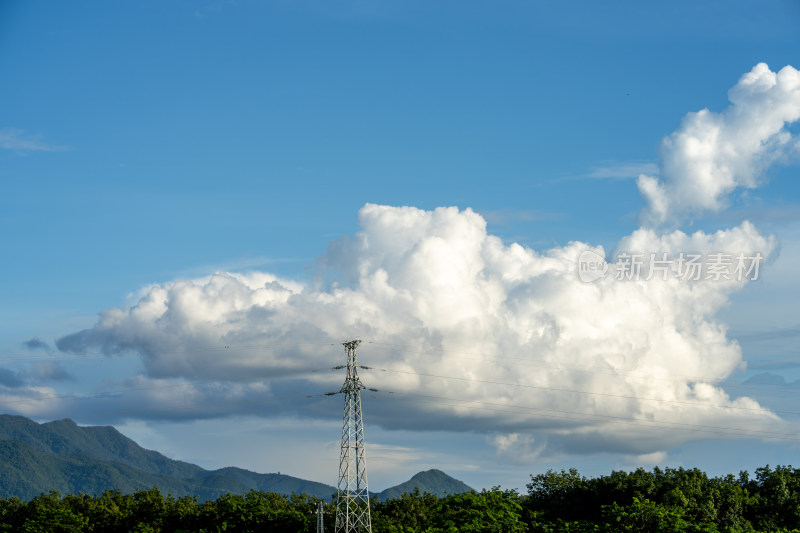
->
0, 416, 477, 502
1, 466, 799, 531
377, 469, 474, 500
0, 487, 525, 532
524, 465, 800, 532
0, 415, 337, 501
2, 416, 800, 530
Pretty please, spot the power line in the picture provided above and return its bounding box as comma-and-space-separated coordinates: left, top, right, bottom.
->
365, 340, 795, 393
368, 390, 800, 442
2, 347, 792, 418
0, 367, 330, 406
367, 366, 800, 416
9, 381, 797, 448
6, 339, 794, 398
26, 390, 324, 422
0, 341, 340, 361
22, 383, 798, 445
3, 339, 796, 445
369, 390, 799, 439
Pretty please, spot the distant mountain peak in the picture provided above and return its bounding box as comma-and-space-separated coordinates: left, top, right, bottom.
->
42, 418, 78, 427
410, 468, 447, 479
378, 469, 473, 500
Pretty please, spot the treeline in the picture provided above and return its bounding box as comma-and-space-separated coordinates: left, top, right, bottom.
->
1, 465, 799, 532
525, 464, 800, 532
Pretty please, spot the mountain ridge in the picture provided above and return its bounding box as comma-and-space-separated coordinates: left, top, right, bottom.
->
0, 415, 473, 501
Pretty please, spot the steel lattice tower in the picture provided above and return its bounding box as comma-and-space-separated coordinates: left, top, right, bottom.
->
335, 340, 372, 533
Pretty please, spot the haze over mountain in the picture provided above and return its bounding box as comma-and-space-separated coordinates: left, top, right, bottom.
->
0, 415, 472, 501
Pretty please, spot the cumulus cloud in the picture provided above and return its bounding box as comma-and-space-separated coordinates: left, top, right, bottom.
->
628, 451, 668, 466
41, 63, 798, 461
638, 63, 800, 226
491, 433, 546, 464
0, 383, 65, 418
51, 202, 783, 459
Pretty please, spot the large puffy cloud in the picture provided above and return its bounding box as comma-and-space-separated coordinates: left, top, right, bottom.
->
638, 63, 800, 226
54, 203, 781, 459
47, 63, 798, 461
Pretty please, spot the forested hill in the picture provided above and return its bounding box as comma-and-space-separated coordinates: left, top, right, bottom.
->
378, 469, 473, 500
0, 415, 472, 501
0, 414, 202, 478
0, 414, 336, 500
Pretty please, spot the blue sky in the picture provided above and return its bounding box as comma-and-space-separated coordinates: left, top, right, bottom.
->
1, 0, 800, 492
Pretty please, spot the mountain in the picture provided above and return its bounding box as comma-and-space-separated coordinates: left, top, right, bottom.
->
378, 469, 473, 500
0, 415, 472, 502
0, 415, 334, 501
0, 439, 200, 501
0, 415, 201, 478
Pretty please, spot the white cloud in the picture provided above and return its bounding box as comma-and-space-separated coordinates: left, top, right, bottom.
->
50, 202, 784, 459
0, 384, 63, 417
627, 451, 668, 466
36, 63, 800, 463
0, 128, 67, 152
491, 433, 546, 464
638, 63, 800, 226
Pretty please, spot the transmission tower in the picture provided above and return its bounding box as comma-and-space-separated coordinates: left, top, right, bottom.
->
335, 340, 373, 533
317, 501, 324, 533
